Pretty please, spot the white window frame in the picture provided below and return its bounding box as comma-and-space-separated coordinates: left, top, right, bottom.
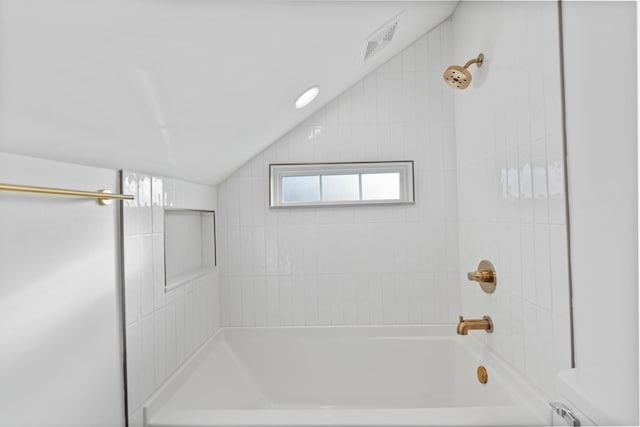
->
269, 161, 415, 207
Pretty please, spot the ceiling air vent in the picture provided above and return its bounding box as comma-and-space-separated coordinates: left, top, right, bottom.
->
363, 13, 402, 62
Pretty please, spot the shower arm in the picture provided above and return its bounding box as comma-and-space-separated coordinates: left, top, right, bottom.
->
463, 54, 484, 69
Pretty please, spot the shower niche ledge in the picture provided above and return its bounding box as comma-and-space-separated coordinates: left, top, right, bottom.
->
164, 209, 216, 292
165, 266, 216, 291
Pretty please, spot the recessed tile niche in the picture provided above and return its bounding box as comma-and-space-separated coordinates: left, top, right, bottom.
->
164, 209, 216, 291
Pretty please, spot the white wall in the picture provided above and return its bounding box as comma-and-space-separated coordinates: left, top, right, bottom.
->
452, 1, 572, 399
562, 1, 638, 373
216, 24, 461, 327
121, 172, 220, 426
0, 152, 125, 427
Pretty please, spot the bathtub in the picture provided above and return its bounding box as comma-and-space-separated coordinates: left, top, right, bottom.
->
144, 326, 550, 426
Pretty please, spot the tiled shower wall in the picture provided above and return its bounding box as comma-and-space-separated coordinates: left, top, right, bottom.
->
217, 23, 460, 327
452, 1, 571, 399
121, 172, 220, 426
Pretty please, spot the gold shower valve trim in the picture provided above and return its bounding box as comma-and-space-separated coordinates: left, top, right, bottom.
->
467, 259, 496, 294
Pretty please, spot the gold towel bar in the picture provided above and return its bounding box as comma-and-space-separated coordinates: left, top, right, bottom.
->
0, 182, 134, 206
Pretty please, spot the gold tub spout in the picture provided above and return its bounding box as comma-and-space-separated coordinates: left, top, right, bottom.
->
457, 316, 493, 335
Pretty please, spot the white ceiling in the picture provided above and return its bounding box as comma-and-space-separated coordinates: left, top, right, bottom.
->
0, 0, 457, 185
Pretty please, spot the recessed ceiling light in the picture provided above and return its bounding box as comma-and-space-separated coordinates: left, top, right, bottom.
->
295, 86, 319, 109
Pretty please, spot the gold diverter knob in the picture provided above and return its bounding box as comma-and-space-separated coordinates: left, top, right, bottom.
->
467, 260, 496, 294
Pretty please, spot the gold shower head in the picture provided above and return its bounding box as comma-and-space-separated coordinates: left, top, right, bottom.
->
443, 53, 484, 90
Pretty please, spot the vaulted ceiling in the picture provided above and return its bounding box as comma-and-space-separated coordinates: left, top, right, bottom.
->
0, 0, 457, 184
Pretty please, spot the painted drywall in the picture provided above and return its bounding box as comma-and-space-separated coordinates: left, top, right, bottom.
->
121, 172, 220, 426
452, 1, 572, 400
216, 24, 461, 327
562, 1, 638, 373
0, 152, 125, 427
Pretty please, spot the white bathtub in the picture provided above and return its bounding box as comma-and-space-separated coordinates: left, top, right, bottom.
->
144, 326, 550, 426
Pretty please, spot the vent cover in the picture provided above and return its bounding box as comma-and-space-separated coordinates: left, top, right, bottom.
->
363, 13, 402, 62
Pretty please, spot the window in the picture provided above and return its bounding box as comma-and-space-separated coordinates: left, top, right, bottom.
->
270, 161, 414, 207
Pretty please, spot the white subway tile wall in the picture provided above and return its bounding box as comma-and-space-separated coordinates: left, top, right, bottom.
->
452, 1, 571, 398
122, 171, 220, 423
217, 23, 460, 328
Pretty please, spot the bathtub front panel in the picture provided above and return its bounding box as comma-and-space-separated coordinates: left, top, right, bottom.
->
146, 326, 548, 426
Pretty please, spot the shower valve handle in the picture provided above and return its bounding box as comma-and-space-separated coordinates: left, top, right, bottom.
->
467, 270, 494, 282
